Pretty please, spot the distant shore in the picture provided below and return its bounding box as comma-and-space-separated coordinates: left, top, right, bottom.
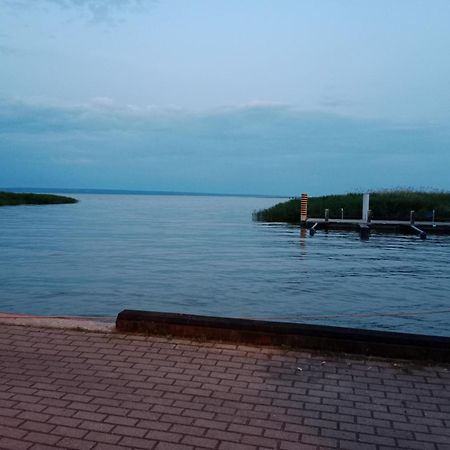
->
255, 190, 450, 223
1, 187, 286, 199
0, 192, 78, 207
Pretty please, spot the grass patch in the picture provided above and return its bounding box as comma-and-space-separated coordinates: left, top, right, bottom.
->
255, 189, 450, 223
0, 192, 78, 207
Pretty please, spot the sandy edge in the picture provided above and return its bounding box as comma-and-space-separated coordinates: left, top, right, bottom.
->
0, 312, 115, 332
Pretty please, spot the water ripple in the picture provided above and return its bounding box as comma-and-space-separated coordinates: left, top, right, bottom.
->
0, 194, 449, 336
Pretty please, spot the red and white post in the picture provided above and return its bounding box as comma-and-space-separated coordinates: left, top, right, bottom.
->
300, 193, 308, 226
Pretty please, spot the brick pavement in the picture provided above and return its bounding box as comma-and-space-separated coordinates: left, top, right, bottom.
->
0, 323, 449, 450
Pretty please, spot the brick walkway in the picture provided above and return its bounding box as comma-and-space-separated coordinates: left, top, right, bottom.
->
0, 324, 449, 450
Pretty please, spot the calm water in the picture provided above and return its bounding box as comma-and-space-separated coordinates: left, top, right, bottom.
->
1, 194, 449, 336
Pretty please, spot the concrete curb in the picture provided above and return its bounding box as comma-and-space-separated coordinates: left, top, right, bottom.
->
116, 309, 450, 362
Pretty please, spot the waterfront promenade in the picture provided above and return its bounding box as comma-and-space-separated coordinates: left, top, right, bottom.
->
0, 321, 449, 450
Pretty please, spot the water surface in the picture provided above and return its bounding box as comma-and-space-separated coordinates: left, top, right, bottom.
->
1, 194, 449, 336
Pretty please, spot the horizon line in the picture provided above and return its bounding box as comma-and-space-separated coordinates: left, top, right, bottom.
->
1, 187, 291, 199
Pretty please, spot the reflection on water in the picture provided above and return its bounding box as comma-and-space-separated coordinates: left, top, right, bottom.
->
299, 227, 308, 256
0, 194, 449, 336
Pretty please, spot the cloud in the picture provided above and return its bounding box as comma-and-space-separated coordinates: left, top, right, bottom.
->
0, 96, 446, 153
237, 100, 288, 110
319, 96, 357, 109
0, 32, 23, 56
0, 0, 152, 24
0, 96, 181, 136
49, 0, 147, 23
0, 44, 19, 55
1, 96, 449, 195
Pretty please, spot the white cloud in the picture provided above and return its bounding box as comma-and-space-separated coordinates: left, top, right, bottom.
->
238, 100, 287, 109
0, 0, 152, 24
1, 94, 449, 195
90, 96, 116, 109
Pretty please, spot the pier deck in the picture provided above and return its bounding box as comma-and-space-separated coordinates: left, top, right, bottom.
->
306, 218, 450, 234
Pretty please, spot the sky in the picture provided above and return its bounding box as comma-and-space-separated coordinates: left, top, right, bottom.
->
1, 0, 450, 196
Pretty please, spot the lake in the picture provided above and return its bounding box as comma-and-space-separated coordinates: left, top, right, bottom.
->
1, 193, 449, 336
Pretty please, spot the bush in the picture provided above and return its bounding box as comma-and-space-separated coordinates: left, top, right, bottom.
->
255, 190, 450, 223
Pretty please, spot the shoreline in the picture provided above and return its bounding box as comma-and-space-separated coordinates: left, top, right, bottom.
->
0, 311, 114, 332
2, 309, 449, 362
0, 191, 78, 207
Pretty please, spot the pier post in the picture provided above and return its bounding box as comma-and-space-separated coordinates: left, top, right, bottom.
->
300, 193, 308, 226
362, 193, 370, 222
309, 222, 318, 236
410, 210, 415, 225
359, 224, 370, 240
324, 209, 329, 223
341, 208, 344, 220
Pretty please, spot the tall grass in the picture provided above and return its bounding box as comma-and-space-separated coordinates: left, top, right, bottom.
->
0, 192, 78, 207
255, 190, 450, 223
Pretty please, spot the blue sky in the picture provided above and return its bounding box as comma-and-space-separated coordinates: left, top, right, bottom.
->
1, 0, 450, 195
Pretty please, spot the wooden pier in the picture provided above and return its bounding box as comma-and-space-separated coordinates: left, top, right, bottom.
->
300, 192, 450, 239
306, 218, 450, 238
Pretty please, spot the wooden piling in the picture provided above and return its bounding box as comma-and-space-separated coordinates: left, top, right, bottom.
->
362, 193, 370, 222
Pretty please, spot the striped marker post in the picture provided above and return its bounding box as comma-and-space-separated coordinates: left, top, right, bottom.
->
300, 193, 308, 225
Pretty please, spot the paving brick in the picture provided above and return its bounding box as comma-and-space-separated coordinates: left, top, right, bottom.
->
120, 436, 157, 449
205, 429, 241, 443
0, 425, 27, 440
14, 402, 46, 412
263, 428, 299, 442
181, 408, 215, 420
16, 411, 50, 423
104, 415, 138, 427
241, 434, 278, 448
194, 418, 228, 430
301, 433, 338, 447
280, 442, 316, 450
340, 421, 375, 434
52, 425, 88, 438
304, 417, 338, 430
396, 440, 438, 450
72, 411, 106, 422
248, 418, 283, 430
113, 425, 147, 438
47, 416, 82, 428
181, 435, 218, 448
137, 419, 172, 432
358, 433, 397, 446
29, 444, 69, 450
22, 432, 60, 446
0, 437, 32, 450
56, 437, 96, 449
339, 440, 377, 450
93, 443, 132, 450
159, 414, 194, 426
1, 324, 450, 450
68, 402, 99, 413
41, 404, 72, 418
228, 423, 264, 436
218, 443, 256, 450
154, 442, 192, 450
84, 431, 121, 444
414, 433, 450, 444
21, 421, 55, 434
0, 417, 24, 428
